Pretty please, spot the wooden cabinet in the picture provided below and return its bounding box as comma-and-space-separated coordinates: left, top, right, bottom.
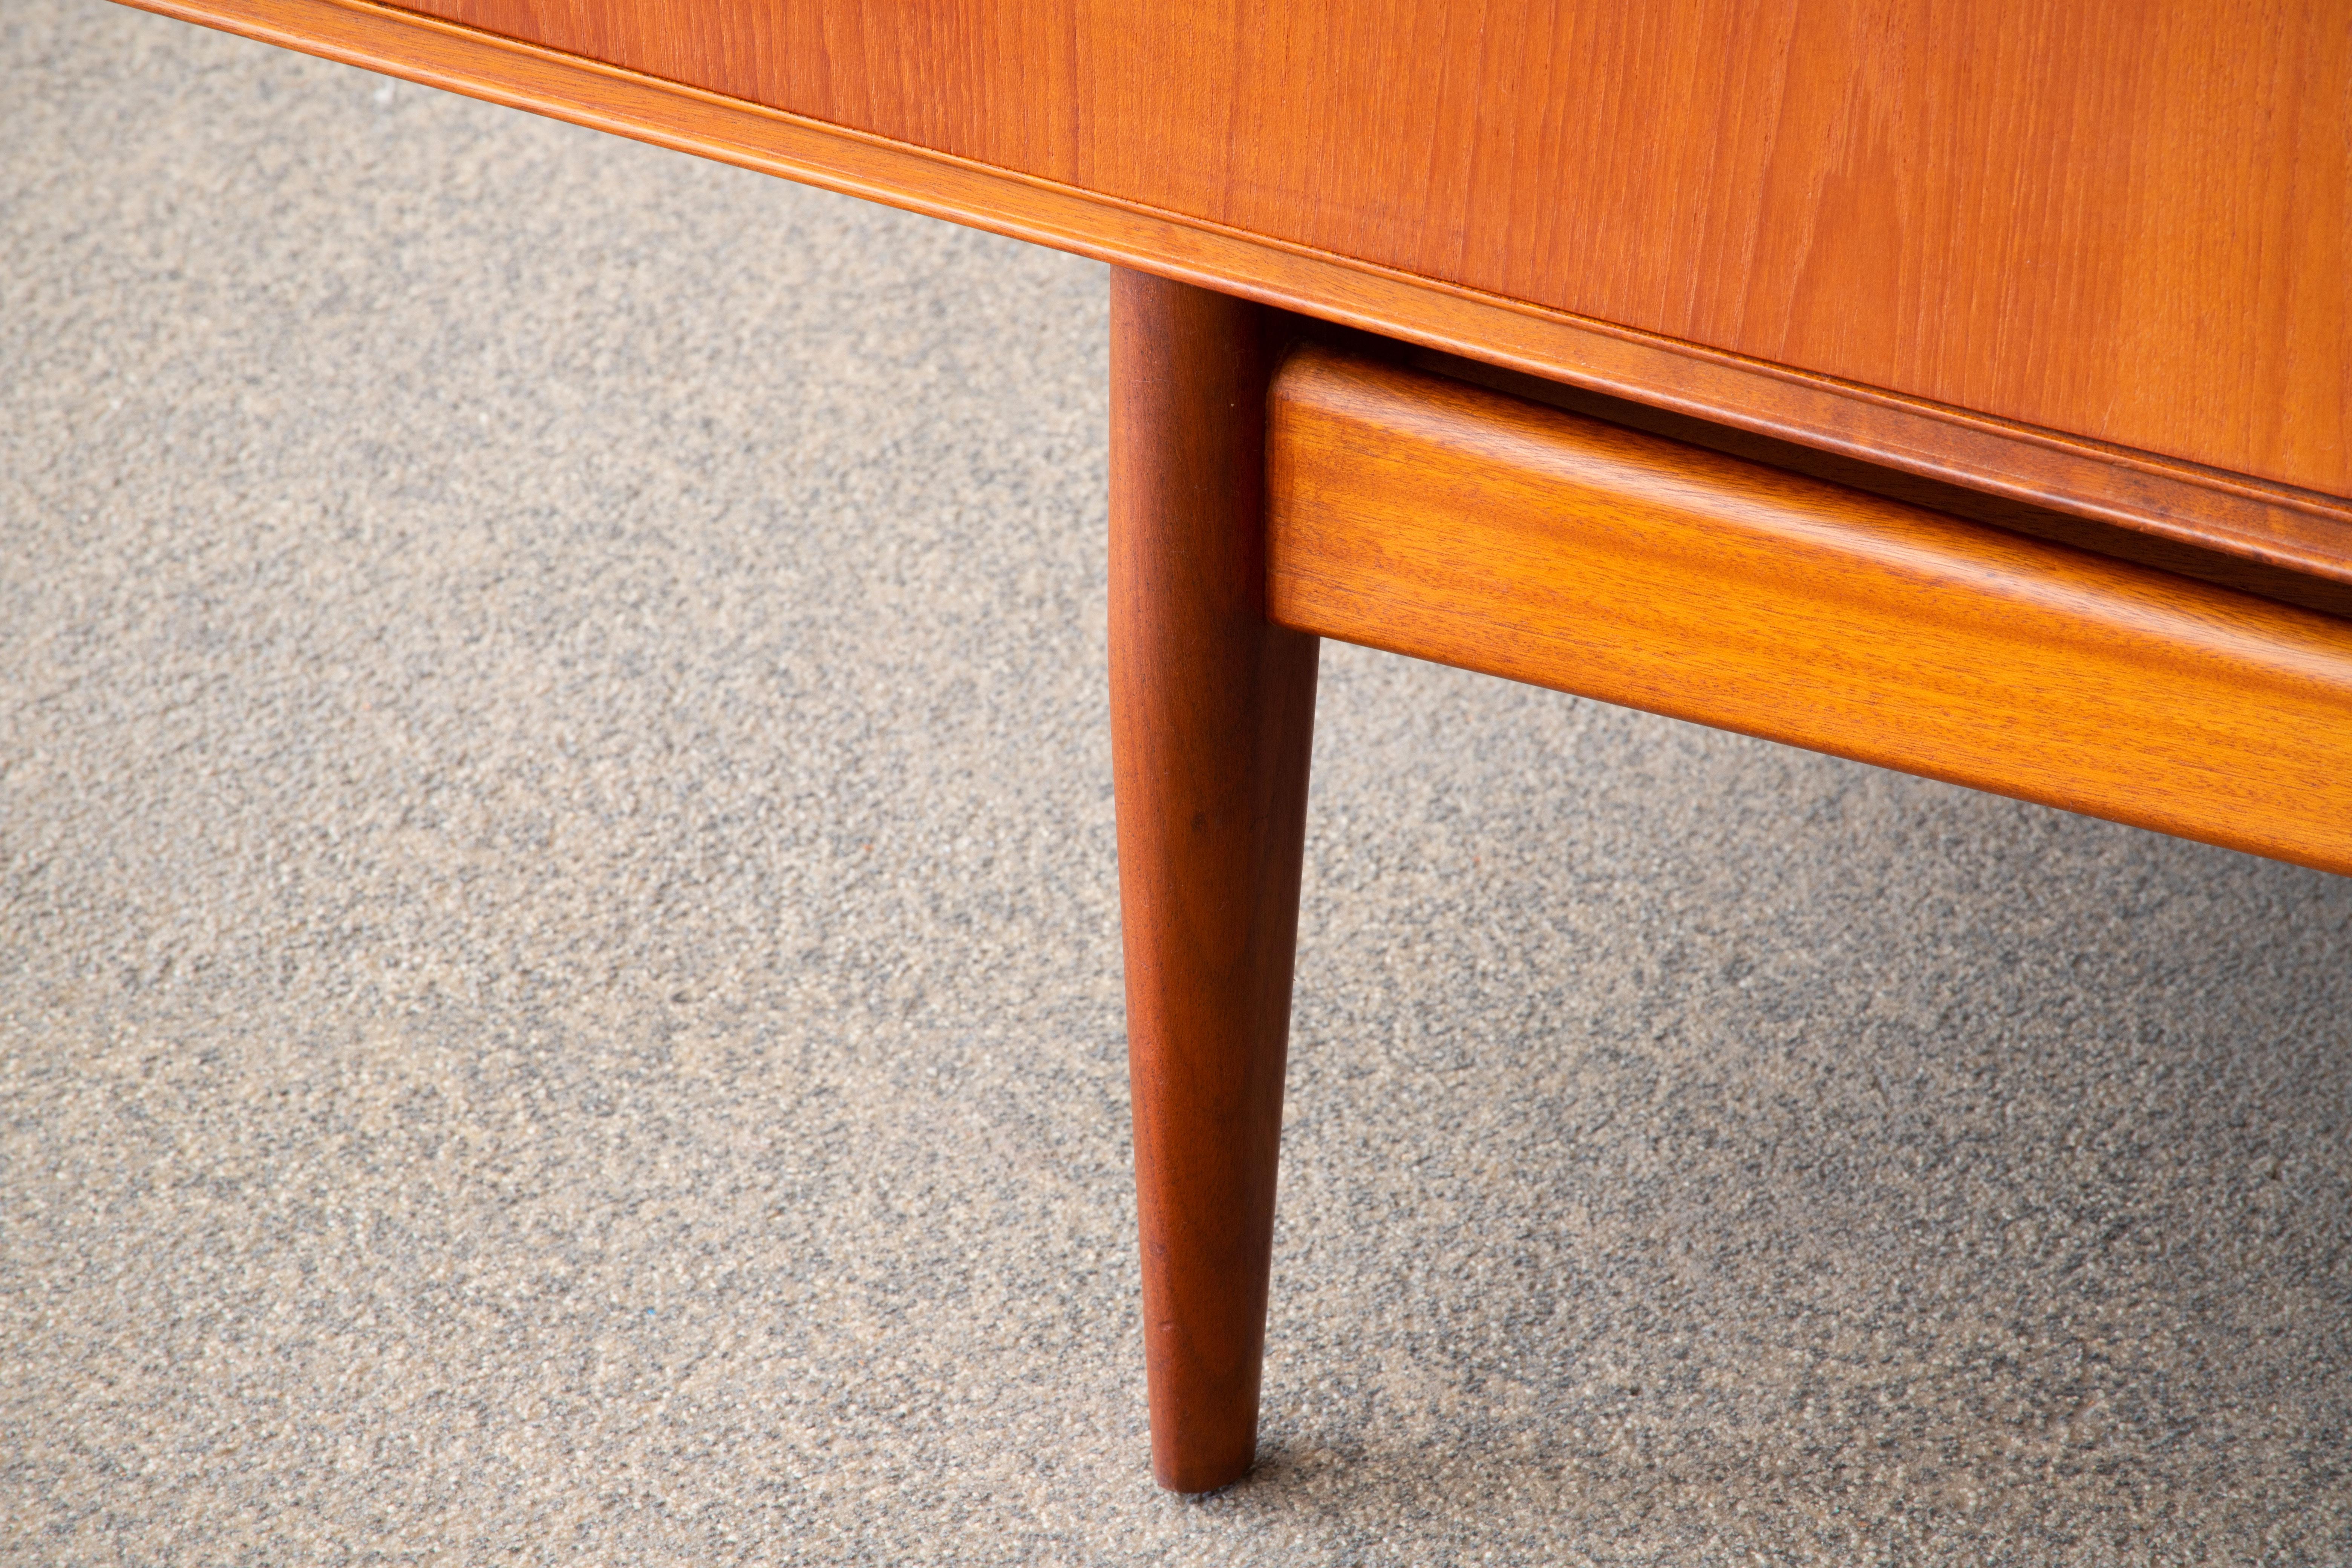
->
112, 0, 2352, 1496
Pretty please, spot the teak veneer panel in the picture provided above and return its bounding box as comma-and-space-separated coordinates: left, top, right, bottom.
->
389, 0, 2350, 500
121, 0, 2352, 590
1268, 346, 2352, 876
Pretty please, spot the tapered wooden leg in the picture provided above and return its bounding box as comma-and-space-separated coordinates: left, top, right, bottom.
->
1110, 270, 1320, 1494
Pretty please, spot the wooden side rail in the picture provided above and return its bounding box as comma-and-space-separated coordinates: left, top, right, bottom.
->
1267, 345, 2352, 877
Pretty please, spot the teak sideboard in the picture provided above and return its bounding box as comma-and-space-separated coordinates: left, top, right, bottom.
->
115, 0, 2350, 1493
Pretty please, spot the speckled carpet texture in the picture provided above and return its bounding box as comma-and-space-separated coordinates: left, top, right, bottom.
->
6, 3, 2350, 1562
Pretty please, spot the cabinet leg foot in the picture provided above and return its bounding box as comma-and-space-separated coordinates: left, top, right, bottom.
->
1109, 270, 1319, 1494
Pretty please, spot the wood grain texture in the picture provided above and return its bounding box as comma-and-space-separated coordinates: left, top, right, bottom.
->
391, 0, 2351, 499
1368, 335, 2352, 621
117, 0, 2352, 591
1110, 274, 1318, 1493
1269, 345, 2352, 877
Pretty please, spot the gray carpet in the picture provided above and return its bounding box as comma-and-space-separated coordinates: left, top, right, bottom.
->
5, 3, 2350, 1561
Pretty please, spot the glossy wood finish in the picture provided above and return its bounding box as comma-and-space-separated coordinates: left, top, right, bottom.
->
1373, 340, 2352, 622
1110, 273, 1318, 1493
388, 0, 2349, 499
1269, 345, 2352, 877
118, 0, 2352, 594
